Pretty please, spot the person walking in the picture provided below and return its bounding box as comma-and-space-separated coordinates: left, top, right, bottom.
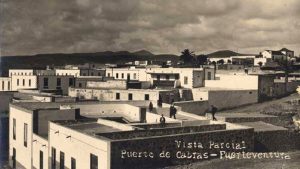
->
169, 104, 177, 119
210, 105, 218, 121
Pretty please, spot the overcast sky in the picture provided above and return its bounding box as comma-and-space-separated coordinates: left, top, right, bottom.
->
1, 0, 300, 56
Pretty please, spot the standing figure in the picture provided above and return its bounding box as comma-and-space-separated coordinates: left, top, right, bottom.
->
160, 114, 166, 127
149, 102, 153, 112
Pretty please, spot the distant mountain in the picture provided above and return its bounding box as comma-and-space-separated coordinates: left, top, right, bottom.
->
132, 50, 155, 57
207, 50, 252, 58
0, 50, 179, 76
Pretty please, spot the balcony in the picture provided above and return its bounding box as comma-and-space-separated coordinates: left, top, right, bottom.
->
153, 80, 175, 87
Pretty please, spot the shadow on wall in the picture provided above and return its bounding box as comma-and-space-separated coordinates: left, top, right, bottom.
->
173, 101, 209, 116
0, 116, 9, 167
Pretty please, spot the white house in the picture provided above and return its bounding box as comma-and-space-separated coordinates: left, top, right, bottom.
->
0, 77, 11, 91
9, 69, 34, 77
11, 75, 37, 91
261, 48, 294, 61
105, 67, 150, 81
146, 67, 215, 88
55, 69, 80, 77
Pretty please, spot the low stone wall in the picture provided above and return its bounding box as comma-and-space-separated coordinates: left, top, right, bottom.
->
208, 90, 258, 110
87, 80, 127, 89
99, 124, 226, 140
0, 92, 14, 113
221, 116, 279, 124
131, 123, 181, 129
110, 128, 254, 169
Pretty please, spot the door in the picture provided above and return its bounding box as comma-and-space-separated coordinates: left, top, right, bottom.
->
40, 151, 43, 169
140, 108, 147, 123
12, 148, 16, 169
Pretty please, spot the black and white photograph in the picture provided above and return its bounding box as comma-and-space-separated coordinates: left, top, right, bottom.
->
0, 0, 300, 169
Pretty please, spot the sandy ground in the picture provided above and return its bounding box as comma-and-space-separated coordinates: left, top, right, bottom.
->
220, 93, 300, 114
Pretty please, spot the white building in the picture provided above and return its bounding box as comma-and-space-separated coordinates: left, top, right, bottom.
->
105, 67, 150, 81
261, 48, 294, 61
55, 69, 80, 77
208, 55, 256, 64
9, 103, 77, 169
254, 57, 270, 66
11, 75, 37, 91
9, 69, 34, 77
8, 101, 254, 169
134, 60, 148, 66
0, 77, 11, 91
146, 67, 215, 88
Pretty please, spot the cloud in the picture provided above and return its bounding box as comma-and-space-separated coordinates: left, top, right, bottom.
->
0, 0, 299, 56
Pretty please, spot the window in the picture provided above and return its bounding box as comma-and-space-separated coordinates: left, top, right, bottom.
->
24, 123, 28, 147
17, 79, 19, 86
107, 73, 110, 77
116, 73, 119, 78
145, 94, 149, 100
57, 78, 61, 87
175, 74, 179, 80
128, 93, 133, 100
23, 79, 25, 86
51, 148, 56, 169
8, 81, 10, 90
127, 74, 130, 80
29, 79, 31, 87
60, 151, 65, 169
157, 75, 160, 81
116, 93, 120, 100
91, 72, 94, 76
166, 75, 169, 80
71, 157, 76, 169
40, 151, 44, 169
121, 73, 124, 79
43, 78, 49, 89
78, 83, 82, 88
90, 154, 98, 169
133, 73, 137, 79
13, 118, 16, 140
69, 78, 74, 86
2, 81, 4, 90
184, 76, 188, 85
98, 72, 101, 76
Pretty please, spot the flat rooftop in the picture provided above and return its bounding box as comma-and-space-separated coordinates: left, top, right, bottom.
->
56, 120, 122, 135
238, 121, 287, 132
11, 100, 151, 111
97, 123, 226, 140
54, 118, 227, 141
72, 87, 173, 92
194, 87, 257, 91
